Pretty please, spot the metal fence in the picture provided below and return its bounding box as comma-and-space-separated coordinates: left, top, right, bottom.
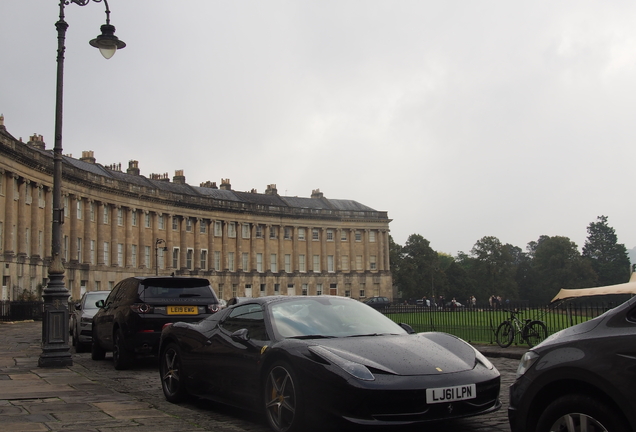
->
0, 301, 45, 322
381, 301, 621, 345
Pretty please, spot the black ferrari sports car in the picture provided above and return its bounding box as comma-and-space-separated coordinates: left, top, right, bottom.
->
159, 295, 501, 432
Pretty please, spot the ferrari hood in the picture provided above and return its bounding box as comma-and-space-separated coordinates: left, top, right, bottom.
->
311, 333, 476, 376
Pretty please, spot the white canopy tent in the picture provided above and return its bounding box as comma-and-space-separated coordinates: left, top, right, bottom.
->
551, 272, 636, 302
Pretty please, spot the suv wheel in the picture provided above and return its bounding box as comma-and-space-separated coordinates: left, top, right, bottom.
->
113, 330, 133, 370
91, 336, 106, 361
536, 393, 629, 432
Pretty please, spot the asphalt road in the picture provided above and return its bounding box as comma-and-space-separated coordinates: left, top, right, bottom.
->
71, 350, 519, 432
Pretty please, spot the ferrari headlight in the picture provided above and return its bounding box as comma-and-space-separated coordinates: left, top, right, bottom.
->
308, 346, 375, 381
474, 349, 494, 370
516, 351, 539, 379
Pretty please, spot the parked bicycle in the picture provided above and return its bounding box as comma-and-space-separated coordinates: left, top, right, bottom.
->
495, 309, 548, 348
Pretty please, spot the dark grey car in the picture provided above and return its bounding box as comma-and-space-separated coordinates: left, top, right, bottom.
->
508, 295, 636, 432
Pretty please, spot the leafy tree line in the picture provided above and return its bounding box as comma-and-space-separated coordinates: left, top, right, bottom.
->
390, 216, 631, 305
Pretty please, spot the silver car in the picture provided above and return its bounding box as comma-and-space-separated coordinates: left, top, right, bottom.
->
70, 291, 109, 352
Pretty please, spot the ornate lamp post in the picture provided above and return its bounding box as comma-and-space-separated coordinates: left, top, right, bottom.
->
39, 0, 125, 368
155, 238, 166, 276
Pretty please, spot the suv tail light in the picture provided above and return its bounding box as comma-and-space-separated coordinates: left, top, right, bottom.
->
130, 303, 154, 314
208, 304, 220, 313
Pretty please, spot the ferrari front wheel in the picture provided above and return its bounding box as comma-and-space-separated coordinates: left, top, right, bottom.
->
160, 343, 188, 403
264, 361, 305, 432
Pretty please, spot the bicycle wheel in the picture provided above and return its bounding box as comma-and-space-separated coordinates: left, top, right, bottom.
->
524, 320, 548, 348
495, 321, 515, 348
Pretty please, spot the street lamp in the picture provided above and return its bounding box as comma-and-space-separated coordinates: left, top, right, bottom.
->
39, 0, 126, 368
155, 238, 167, 276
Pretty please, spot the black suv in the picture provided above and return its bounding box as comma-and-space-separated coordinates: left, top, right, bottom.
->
92, 276, 220, 369
509, 295, 636, 432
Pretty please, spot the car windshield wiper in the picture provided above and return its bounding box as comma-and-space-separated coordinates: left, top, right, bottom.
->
288, 334, 336, 339
347, 333, 397, 337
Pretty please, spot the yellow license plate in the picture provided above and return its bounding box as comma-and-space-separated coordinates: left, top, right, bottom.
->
167, 306, 198, 315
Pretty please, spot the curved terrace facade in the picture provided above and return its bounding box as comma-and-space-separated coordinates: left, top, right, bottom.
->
0, 115, 393, 302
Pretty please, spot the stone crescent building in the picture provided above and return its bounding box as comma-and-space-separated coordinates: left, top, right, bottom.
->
0, 115, 393, 302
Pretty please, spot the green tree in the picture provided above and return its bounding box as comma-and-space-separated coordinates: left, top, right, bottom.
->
399, 234, 441, 300
530, 236, 597, 303
470, 236, 519, 301
582, 216, 631, 286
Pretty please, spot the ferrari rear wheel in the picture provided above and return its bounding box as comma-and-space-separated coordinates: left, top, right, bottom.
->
264, 361, 304, 432
160, 343, 188, 403
496, 321, 515, 348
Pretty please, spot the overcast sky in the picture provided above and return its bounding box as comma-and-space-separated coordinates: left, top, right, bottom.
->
2, 1, 635, 256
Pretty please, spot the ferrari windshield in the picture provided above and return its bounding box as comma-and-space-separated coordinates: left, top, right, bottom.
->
269, 297, 407, 339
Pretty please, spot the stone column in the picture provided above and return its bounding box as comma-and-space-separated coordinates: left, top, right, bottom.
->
69, 194, 78, 262
96, 202, 105, 265
4, 174, 16, 254
17, 178, 27, 256
111, 206, 119, 267
125, 208, 134, 268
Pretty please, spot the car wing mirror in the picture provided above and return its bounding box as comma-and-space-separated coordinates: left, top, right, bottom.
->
95, 299, 105, 308
399, 322, 416, 334
230, 328, 258, 349
75, 302, 81, 311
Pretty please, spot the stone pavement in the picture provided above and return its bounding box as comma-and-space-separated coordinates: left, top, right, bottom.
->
0, 320, 527, 432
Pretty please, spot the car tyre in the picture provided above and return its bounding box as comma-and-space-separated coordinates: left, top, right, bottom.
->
91, 336, 106, 360
160, 343, 189, 403
495, 321, 515, 348
524, 320, 548, 348
113, 330, 133, 370
264, 361, 305, 432
536, 393, 629, 432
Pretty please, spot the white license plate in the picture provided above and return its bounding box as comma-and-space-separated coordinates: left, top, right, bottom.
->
426, 384, 476, 404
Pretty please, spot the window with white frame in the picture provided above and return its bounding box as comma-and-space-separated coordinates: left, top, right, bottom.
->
117, 243, 124, 266
172, 216, 179, 231
232, 284, 238, 298
158, 214, 165, 230
63, 196, 68, 217
218, 284, 224, 299
316, 284, 323, 295
284, 227, 292, 240
270, 254, 277, 272
159, 248, 165, 269
228, 222, 236, 238
298, 228, 305, 240
255, 225, 263, 238
89, 202, 95, 221
341, 230, 347, 241
214, 221, 222, 236
369, 231, 376, 242
172, 247, 179, 268
186, 248, 193, 269
274, 283, 280, 294
326, 229, 334, 241
200, 221, 206, 233
298, 254, 306, 272
200, 250, 207, 270
104, 242, 109, 264
39, 188, 45, 208
260, 284, 266, 295
242, 252, 249, 271
63, 236, 69, 261
186, 218, 192, 232
257, 253, 263, 272
214, 251, 221, 271
131, 210, 137, 227
313, 255, 320, 272
284, 254, 291, 273
76, 200, 82, 219
145, 246, 150, 268
356, 255, 363, 270
312, 229, 319, 241
77, 237, 82, 261
145, 213, 151, 228
355, 231, 362, 241
103, 206, 109, 224
302, 284, 308, 296
360, 288, 365, 298
228, 252, 235, 272
269, 226, 277, 239
341, 255, 349, 270
242, 223, 250, 238
132, 244, 137, 267
117, 208, 123, 226
327, 255, 334, 273
370, 255, 377, 270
